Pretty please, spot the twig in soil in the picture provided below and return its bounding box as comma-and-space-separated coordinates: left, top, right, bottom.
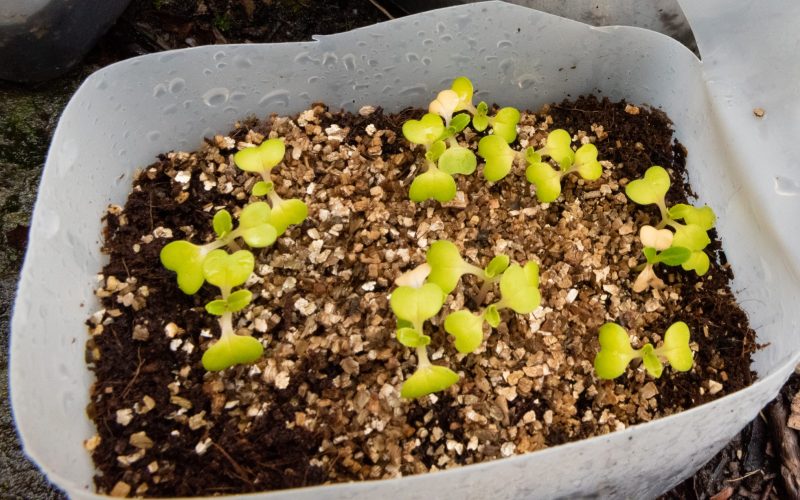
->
121, 347, 143, 398
759, 479, 773, 500
725, 469, 763, 483
366, 0, 395, 19
121, 258, 131, 279
767, 399, 800, 498
212, 442, 254, 486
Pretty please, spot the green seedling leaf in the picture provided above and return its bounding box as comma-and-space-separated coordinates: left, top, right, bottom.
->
573, 143, 602, 180
205, 299, 228, 316
484, 304, 501, 328
525, 162, 562, 203
252, 180, 273, 196
641, 344, 664, 378
473, 102, 490, 132
654, 246, 692, 266
429, 90, 460, 121
642, 247, 658, 264
426, 140, 447, 163
227, 289, 253, 312
625, 166, 670, 206
594, 323, 637, 380
669, 204, 716, 231
657, 321, 693, 372
270, 198, 309, 235
438, 146, 477, 175
402, 113, 446, 146
538, 129, 574, 167
450, 113, 471, 133
524, 147, 541, 165
235, 138, 285, 174
672, 223, 711, 251
396, 328, 431, 348
491, 107, 521, 144
160, 240, 206, 294
400, 365, 460, 399
238, 201, 278, 247
499, 262, 541, 314
451, 76, 474, 111
640, 225, 673, 251
213, 210, 233, 238
485, 255, 510, 278
202, 249, 255, 289
202, 334, 264, 371
409, 168, 457, 202
426, 240, 471, 294
682, 250, 710, 276
478, 135, 516, 182
444, 310, 485, 354
390, 283, 445, 326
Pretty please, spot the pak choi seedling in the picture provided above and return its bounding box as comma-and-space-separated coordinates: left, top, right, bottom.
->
390, 265, 459, 398
626, 166, 717, 290
160, 202, 277, 294
444, 261, 541, 354
594, 322, 693, 379
523, 130, 603, 201
234, 138, 309, 235
199, 249, 263, 371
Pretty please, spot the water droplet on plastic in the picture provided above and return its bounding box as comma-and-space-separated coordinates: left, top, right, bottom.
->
357, 40, 367, 47
39, 208, 60, 239
230, 91, 247, 102
342, 54, 356, 71
516, 73, 538, 89
182, 100, 191, 109
440, 34, 453, 42
203, 68, 213, 76
259, 89, 290, 108
298, 92, 310, 100
214, 51, 226, 62
367, 59, 378, 67
308, 76, 320, 84
422, 57, 432, 66
95, 79, 108, 90
406, 53, 419, 63
62, 392, 75, 414
216, 62, 227, 70
159, 52, 178, 63
400, 85, 427, 97
203, 88, 230, 107
775, 176, 800, 196
118, 149, 127, 157
153, 83, 167, 98
169, 78, 185, 93
422, 39, 434, 47
233, 55, 253, 68
353, 83, 369, 91
57, 139, 79, 177
147, 130, 161, 142
322, 52, 338, 67
499, 58, 515, 78
435, 22, 446, 34
224, 106, 238, 115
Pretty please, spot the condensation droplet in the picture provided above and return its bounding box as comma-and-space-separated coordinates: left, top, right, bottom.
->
406, 53, 419, 62
230, 91, 247, 102
775, 176, 800, 196
499, 58, 515, 78
516, 73, 538, 89
233, 55, 253, 68
422, 39, 434, 47
259, 89, 290, 108
203, 88, 230, 107
57, 139, 79, 177
440, 34, 453, 42
203, 68, 213, 76
435, 22, 446, 34
497, 40, 513, 48
153, 83, 167, 98
322, 52, 338, 67
216, 62, 227, 70
421, 57, 432, 66
169, 78, 185, 93
308, 76, 320, 84
213, 51, 226, 62
400, 85, 427, 97
147, 130, 161, 142
342, 53, 357, 71
95, 79, 108, 90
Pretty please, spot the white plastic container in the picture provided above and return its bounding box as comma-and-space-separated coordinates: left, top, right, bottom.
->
10, 1, 800, 498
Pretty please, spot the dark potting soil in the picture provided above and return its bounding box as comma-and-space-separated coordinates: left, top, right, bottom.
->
85, 96, 756, 497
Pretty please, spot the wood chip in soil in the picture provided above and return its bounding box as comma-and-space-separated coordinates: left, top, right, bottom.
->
85, 96, 756, 497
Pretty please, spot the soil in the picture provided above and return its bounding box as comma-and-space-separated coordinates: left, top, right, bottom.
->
85, 95, 756, 497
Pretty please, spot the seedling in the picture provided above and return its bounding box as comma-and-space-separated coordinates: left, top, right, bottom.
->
390, 265, 459, 398
425, 240, 509, 297
594, 322, 693, 379
160, 202, 277, 294
401, 113, 476, 202
444, 261, 540, 354
626, 166, 716, 277
431, 77, 521, 144
199, 249, 264, 371
523, 130, 603, 201
234, 138, 308, 235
